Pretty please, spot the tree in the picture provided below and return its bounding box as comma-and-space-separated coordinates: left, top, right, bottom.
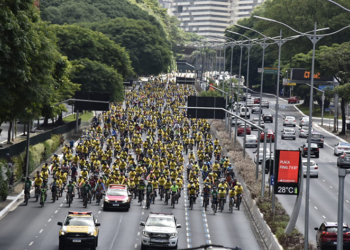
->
293, 42, 350, 134
71, 59, 124, 102
50, 24, 133, 78
83, 17, 172, 75
0, 1, 64, 141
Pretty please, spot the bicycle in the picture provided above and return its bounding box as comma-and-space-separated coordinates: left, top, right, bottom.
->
35, 186, 40, 202
82, 192, 88, 208
24, 189, 30, 206
96, 191, 104, 205
189, 194, 195, 210
67, 192, 73, 207
212, 200, 217, 214
40, 188, 47, 207
236, 194, 242, 211
159, 186, 164, 201
52, 188, 58, 203
139, 190, 144, 206
219, 198, 225, 212
164, 190, 169, 205
146, 193, 151, 209
229, 197, 235, 213
203, 196, 209, 211
152, 189, 157, 204
171, 192, 176, 208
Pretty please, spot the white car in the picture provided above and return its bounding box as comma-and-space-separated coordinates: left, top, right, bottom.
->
251, 117, 265, 130
334, 142, 350, 156
281, 128, 296, 140
254, 147, 274, 164
251, 104, 263, 114
283, 116, 296, 127
244, 135, 258, 148
239, 106, 250, 119
140, 213, 181, 249
299, 116, 311, 126
299, 126, 314, 138
302, 159, 318, 178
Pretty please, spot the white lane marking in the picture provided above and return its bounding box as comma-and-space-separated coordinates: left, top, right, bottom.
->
60, 204, 63, 207
323, 215, 326, 219
142, 212, 144, 215
324, 143, 334, 150
315, 207, 318, 210
98, 211, 101, 214
39, 229, 43, 234
330, 186, 333, 189
55, 210, 58, 213
48, 219, 51, 222
347, 200, 349, 203
29, 242, 33, 246
109, 216, 123, 250
134, 244, 138, 248
323, 180, 325, 182
137, 232, 140, 236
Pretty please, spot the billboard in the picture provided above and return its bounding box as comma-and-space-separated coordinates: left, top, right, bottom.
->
74, 91, 110, 112
187, 96, 225, 119
274, 150, 302, 195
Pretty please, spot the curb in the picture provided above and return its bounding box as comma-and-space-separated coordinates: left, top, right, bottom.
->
210, 126, 282, 250
293, 104, 348, 144
0, 190, 23, 219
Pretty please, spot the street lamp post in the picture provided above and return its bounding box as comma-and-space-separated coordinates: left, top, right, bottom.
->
255, 15, 350, 249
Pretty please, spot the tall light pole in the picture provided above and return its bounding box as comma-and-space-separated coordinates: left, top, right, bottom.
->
227, 30, 259, 159
255, 15, 350, 249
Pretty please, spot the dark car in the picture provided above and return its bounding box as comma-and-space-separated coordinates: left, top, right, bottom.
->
103, 184, 131, 211
337, 152, 350, 167
288, 96, 300, 104
301, 143, 319, 158
307, 132, 324, 148
315, 222, 350, 250
237, 124, 251, 136
262, 113, 273, 123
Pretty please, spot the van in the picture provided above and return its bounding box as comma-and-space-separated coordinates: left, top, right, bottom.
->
239, 106, 250, 119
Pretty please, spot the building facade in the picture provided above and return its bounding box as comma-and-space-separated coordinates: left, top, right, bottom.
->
159, 0, 265, 38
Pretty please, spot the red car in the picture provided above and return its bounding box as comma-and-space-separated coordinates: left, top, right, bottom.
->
260, 129, 275, 142
103, 184, 131, 211
254, 98, 260, 104
288, 96, 300, 104
237, 124, 251, 136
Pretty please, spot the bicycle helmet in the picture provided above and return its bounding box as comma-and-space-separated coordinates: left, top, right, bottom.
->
221, 187, 224, 190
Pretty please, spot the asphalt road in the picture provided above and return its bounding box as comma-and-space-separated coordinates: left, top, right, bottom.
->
232, 93, 349, 246
0, 82, 261, 250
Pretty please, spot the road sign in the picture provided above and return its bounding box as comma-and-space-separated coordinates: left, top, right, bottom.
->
282, 78, 297, 86
325, 108, 330, 112
274, 150, 302, 196
271, 175, 275, 186
318, 85, 334, 91
257, 67, 278, 74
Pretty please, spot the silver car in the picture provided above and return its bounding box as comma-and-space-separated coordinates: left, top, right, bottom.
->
254, 147, 274, 164
244, 135, 258, 148
251, 117, 265, 130
299, 126, 314, 138
334, 142, 350, 156
283, 116, 296, 127
302, 159, 318, 178
281, 128, 296, 140
140, 213, 181, 249
251, 104, 263, 114
299, 116, 311, 126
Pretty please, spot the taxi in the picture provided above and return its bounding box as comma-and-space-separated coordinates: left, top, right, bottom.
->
103, 184, 131, 211
57, 211, 100, 250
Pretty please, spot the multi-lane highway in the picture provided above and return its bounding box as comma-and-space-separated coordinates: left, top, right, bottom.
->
0, 80, 262, 250
233, 92, 348, 245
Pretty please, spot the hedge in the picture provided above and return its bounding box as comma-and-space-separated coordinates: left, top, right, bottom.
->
0, 159, 11, 201
5, 134, 62, 184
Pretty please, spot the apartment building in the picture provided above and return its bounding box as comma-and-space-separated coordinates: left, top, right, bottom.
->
159, 0, 265, 38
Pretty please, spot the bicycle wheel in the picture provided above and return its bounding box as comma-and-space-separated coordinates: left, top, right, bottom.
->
53, 191, 56, 203
237, 198, 241, 210
204, 199, 207, 211
68, 195, 71, 207
25, 193, 28, 206
190, 198, 193, 210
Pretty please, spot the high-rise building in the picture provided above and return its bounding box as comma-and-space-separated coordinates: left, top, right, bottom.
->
159, 0, 265, 38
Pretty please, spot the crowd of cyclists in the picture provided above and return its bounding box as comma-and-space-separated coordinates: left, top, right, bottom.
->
23, 75, 244, 213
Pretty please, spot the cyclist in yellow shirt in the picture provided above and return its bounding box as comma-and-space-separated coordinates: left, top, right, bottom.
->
234, 182, 244, 207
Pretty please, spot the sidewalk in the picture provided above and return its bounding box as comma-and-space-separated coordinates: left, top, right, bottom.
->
0, 127, 87, 219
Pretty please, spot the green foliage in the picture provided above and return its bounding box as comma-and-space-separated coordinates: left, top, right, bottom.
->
0, 159, 11, 201
199, 90, 223, 98
51, 24, 133, 79
51, 135, 61, 153
83, 17, 172, 75
225, 0, 350, 94
12, 153, 25, 182
71, 58, 124, 102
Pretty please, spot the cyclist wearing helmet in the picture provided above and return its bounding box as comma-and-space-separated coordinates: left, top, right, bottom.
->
81, 168, 89, 178
66, 180, 75, 202
211, 186, 219, 207
23, 177, 32, 199
164, 178, 172, 203
234, 182, 244, 206
170, 181, 179, 197
95, 179, 105, 203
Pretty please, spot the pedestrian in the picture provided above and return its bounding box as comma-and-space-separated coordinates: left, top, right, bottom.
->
69, 138, 74, 150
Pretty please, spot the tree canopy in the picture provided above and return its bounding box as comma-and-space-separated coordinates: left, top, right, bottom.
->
82, 17, 172, 75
